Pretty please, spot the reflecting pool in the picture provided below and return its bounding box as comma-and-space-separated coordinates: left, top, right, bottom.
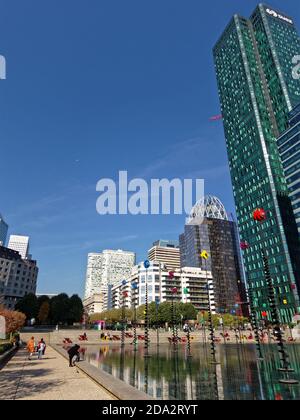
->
82, 343, 300, 400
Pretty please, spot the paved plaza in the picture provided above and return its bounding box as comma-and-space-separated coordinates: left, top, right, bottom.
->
0, 346, 114, 400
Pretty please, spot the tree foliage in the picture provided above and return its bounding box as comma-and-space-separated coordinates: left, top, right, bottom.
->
15, 293, 84, 325
68, 294, 84, 324
0, 306, 26, 334
37, 301, 50, 324
15, 293, 38, 320
91, 302, 198, 325
198, 312, 249, 328
50, 293, 70, 324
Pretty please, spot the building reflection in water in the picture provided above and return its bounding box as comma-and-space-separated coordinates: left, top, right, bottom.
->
84, 343, 300, 400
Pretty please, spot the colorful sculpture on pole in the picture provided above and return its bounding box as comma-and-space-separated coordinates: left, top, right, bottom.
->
200, 250, 218, 365
131, 282, 138, 350
252, 208, 298, 384
144, 260, 150, 357
240, 241, 249, 251
253, 208, 267, 222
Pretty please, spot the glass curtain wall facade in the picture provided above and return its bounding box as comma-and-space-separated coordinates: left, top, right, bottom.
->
213, 4, 300, 322
180, 218, 247, 316
0, 215, 8, 246
278, 104, 300, 234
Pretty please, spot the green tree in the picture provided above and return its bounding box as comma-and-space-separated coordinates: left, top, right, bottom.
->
68, 295, 84, 324
37, 301, 50, 324
37, 295, 50, 306
177, 302, 197, 321
50, 293, 70, 324
15, 293, 38, 320
157, 302, 173, 324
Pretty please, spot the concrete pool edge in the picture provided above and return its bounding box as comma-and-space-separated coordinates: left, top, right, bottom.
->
51, 344, 155, 401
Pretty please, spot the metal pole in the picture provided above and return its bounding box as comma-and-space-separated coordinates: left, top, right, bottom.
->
145, 268, 149, 356
171, 293, 177, 350
155, 299, 159, 348
203, 255, 219, 365
253, 208, 298, 385
133, 286, 138, 351
262, 249, 298, 385
121, 281, 126, 350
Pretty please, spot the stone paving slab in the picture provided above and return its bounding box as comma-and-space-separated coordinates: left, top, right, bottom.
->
53, 344, 154, 400
0, 346, 114, 400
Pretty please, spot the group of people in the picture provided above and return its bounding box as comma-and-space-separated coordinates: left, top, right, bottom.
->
100, 332, 112, 341
26, 337, 46, 360
26, 336, 82, 367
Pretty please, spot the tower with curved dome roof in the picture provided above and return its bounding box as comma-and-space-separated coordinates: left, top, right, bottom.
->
180, 195, 248, 316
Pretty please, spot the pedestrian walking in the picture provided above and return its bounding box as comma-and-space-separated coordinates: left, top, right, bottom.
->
37, 339, 46, 359
27, 337, 35, 360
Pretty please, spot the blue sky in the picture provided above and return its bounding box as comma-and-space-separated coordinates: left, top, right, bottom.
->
0, 0, 299, 296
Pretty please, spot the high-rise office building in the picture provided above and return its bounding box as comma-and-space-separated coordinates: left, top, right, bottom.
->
8, 235, 30, 259
213, 4, 300, 321
180, 196, 247, 316
148, 240, 181, 271
0, 214, 8, 246
84, 249, 136, 299
278, 104, 300, 235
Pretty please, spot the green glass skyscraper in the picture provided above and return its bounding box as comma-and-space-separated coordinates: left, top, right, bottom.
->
213, 4, 300, 322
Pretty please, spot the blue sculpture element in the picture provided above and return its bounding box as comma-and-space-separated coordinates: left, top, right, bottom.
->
122, 280, 127, 286
144, 260, 150, 269
132, 283, 138, 290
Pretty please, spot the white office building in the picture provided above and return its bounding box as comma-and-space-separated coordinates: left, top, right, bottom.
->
8, 235, 30, 259
84, 249, 136, 299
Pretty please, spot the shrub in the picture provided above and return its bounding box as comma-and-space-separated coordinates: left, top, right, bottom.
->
0, 342, 13, 355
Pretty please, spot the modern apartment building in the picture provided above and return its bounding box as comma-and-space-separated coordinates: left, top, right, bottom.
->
111, 262, 215, 313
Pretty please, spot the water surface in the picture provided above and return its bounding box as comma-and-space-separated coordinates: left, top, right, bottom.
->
83, 343, 300, 400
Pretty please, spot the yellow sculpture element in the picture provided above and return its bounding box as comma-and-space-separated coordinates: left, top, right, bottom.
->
200, 250, 209, 260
